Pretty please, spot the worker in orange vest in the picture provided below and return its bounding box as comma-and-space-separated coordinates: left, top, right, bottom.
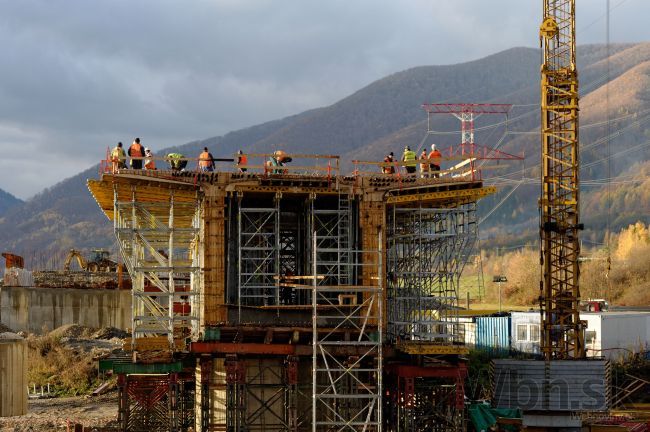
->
428, 144, 442, 178
419, 149, 429, 178
237, 150, 248, 173
382, 152, 395, 174
128, 138, 144, 169
144, 148, 156, 170
198, 147, 215, 172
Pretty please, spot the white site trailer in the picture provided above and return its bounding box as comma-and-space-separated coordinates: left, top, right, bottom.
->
510, 311, 541, 355
582, 311, 650, 361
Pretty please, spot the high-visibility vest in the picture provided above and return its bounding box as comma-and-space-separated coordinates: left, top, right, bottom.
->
402, 150, 417, 167
238, 155, 248, 166
199, 151, 213, 167
145, 158, 156, 169
111, 147, 125, 162
428, 150, 442, 166
420, 152, 429, 171
129, 143, 143, 157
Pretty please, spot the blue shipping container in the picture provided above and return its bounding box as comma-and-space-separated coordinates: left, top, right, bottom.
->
475, 316, 511, 354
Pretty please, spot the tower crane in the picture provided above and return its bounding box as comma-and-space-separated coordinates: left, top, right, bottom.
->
539, 0, 586, 360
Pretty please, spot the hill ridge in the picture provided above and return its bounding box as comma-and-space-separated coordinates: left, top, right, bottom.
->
1, 43, 649, 265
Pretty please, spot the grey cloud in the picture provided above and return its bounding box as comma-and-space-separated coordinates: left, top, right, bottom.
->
0, 0, 648, 198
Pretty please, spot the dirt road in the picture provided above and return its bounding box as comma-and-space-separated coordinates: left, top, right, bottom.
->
0, 393, 117, 431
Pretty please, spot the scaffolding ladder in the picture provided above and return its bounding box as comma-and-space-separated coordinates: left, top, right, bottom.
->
311, 232, 382, 432
113, 187, 202, 350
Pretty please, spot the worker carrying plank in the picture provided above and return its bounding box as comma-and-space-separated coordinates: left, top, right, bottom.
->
167, 153, 187, 171
266, 150, 292, 174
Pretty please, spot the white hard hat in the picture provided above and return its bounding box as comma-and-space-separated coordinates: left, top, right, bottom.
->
431, 144, 436, 150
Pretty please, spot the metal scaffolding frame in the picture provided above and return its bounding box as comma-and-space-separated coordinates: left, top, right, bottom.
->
114, 187, 202, 350
312, 233, 383, 432
386, 203, 477, 344
225, 355, 306, 432
117, 373, 195, 432
238, 195, 281, 309
310, 193, 353, 287
237, 193, 354, 310
384, 365, 467, 432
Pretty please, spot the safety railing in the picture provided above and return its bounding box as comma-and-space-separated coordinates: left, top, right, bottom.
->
352, 156, 484, 181
101, 148, 340, 179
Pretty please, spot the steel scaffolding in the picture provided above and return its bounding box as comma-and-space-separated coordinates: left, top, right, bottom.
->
310, 194, 353, 287
238, 195, 280, 308
385, 365, 467, 432
386, 203, 477, 344
225, 356, 305, 432
237, 193, 354, 310
114, 187, 202, 350
312, 233, 382, 432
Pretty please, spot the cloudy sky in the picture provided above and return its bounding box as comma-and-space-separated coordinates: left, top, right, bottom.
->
0, 0, 648, 199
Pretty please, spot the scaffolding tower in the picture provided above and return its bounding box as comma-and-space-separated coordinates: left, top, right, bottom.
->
114, 187, 202, 350
387, 203, 477, 346
238, 195, 280, 308
312, 233, 382, 432
237, 192, 354, 311
310, 193, 354, 287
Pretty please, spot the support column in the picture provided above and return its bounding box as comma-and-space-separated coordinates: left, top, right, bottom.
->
225, 355, 246, 432
285, 356, 299, 432
203, 181, 228, 325
117, 374, 128, 432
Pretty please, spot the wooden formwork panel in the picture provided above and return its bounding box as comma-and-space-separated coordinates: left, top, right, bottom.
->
203, 184, 228, 325
359, 195, 386, 327
0, 339, 28, 417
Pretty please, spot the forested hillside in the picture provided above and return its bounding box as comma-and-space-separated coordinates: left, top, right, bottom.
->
1, 43, 649, 268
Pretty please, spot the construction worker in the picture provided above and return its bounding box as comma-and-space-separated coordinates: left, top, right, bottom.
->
128, 138, 144, 169
198, 147, 215, 172
144, 148, 156, 170
111, 142, 126, 172
401, 146, 417, 174
419, 149, 429, 178
267, 150, 291, 175
167, 153, 187, 171
428, 144, 442, 178
237, 150, 248, 173
382, 152, 395, 174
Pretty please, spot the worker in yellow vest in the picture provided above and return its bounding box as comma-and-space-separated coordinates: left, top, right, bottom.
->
110, 142, 126, 172
401, 146, 417, 174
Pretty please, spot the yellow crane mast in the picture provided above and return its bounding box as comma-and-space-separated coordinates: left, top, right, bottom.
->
539, 0, 585, 360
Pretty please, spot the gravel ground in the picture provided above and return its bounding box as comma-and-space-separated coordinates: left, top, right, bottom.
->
0, 393, 118, 431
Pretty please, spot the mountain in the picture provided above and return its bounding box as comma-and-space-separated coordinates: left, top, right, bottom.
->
1, 43, 649, 267
0, 188, 22, 217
